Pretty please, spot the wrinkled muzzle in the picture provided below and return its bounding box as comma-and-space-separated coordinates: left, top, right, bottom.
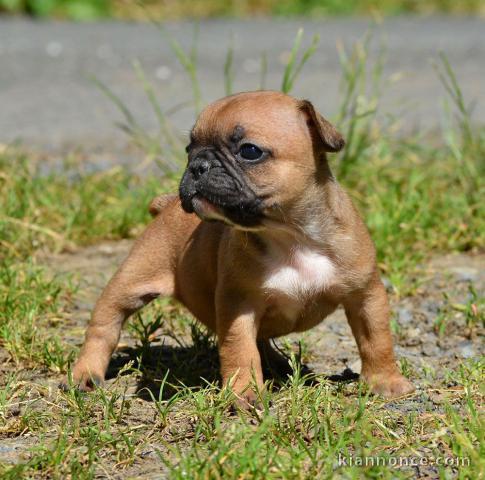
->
179, 149, 263, 227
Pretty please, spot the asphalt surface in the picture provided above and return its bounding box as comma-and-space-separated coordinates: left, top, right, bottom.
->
1, 17, 484, 160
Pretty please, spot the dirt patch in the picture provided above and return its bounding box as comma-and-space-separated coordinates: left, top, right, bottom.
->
2, 243, 483, 476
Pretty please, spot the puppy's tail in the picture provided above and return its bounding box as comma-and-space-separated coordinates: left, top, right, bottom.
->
148, 194, 177, 217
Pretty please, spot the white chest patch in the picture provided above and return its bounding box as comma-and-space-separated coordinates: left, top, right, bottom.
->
262, 247, 336, 300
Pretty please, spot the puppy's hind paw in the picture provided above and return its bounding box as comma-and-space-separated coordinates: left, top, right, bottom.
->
231, 389, 264, 413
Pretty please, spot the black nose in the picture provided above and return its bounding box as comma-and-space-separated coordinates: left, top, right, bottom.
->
190, 158, 211, 180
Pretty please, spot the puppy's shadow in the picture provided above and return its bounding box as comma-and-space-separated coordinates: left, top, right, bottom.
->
106, 333, 221, 401
106, 336, 359, 401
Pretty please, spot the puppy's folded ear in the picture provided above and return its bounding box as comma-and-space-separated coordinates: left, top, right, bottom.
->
298, 100, 345, 153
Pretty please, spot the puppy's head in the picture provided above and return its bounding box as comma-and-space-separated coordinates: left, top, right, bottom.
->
179, 91, 344, 229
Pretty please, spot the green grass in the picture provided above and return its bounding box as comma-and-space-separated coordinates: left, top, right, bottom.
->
1, 0, 484, 20
0, 154, 177, 255
0, 28, 484, 479
0, 351, 483, 478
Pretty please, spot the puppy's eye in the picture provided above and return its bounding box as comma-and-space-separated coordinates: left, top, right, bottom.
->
239, 143, 263, 161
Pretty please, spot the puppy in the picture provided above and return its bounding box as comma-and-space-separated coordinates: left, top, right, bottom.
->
69, 91, 414, 407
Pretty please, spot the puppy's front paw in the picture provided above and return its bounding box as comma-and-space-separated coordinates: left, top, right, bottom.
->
364, 373, 415, 399
59, 363, 104, 392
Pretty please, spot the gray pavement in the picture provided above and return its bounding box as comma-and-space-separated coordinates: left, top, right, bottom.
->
0, 17, 484, 159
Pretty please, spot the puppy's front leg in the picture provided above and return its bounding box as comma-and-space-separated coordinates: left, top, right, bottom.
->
216, 297, 264, 409
66, 221, 175, 391
344, 275, 414, 398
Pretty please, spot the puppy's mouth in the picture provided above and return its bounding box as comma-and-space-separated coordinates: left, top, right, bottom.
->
191, 195, 227, 222
188, 193, 264, 229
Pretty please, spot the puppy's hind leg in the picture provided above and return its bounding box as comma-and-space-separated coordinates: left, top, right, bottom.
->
66, 221, 175, 391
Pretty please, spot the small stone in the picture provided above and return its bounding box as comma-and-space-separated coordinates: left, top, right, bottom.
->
422, 332, 438, 344
429, 392, 448, 405
423, 300, 441, 314
396, 307, 413, 325
422, 343, 440, 357
99, 245, 115, 255
421, 302, 442, 325
349, 358, 361, 374
404, 328, 421, 346
449, 266, 478, 282
407, 327, 421, 338
458, 341, 475, 359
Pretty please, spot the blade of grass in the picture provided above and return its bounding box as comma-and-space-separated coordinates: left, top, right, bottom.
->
224, 34, 235, 96
281, 29, 320, 94
259, 51, 268, 90
157, 23, 202, 115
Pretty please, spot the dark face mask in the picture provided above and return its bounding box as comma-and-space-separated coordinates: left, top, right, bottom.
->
179, 146, 264, 228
